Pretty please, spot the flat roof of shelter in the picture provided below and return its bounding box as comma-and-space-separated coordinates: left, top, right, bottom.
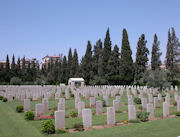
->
69, 78, 84, 82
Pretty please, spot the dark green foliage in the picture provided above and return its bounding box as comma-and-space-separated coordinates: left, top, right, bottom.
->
175, 111, 180, 116
70, 111, 78, 118
151, 34, 162, 70
0, 96, 3, 100
10, 77, 22, 85
16, 105, 24, 113
136, 111, 150, 122
134, 97, 141, 104
25, 111, 35, 120
41, 119, 55, 134
119, 29, 134, 85
56, 129, 68, 134
115, 110, 122, 113
2, 98, 8, 102
173, 101, 177, 106
102, 99, 106, 107
67, 48, 73, 78
73, 123, 84, 131
135, 34, 149, 84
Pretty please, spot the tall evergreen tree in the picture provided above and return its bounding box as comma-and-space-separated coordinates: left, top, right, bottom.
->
71, 49, 79, 77
135, 34, 149, 83
119, 29, 134, 85
11, 54, 16, 77
93, 39, 103, 76
67, 48, 73, 78
151, 34, 162, 70
81, 41, 93, 85
165, 27, 180, 81
107, 45, 120, 84
61, 56, 67, 83
5, 54, 10, 82
6, 54, 10, 72
102, 28, 112, 79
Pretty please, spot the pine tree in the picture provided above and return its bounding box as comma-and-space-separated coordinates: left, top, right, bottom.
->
22, 57, 26, 82
81, 41, 93, 85
102, 28, 112, 79
67, 48, 73, 78
151, 34, 162, 70
16, 57, 21, 77
119, 29, 134, 85
135, 34, 149, 83
71, 49, 79, 77
107, 45, 120, 84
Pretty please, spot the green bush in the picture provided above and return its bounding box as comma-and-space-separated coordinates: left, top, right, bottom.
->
70, 111, 78, 118
41, 119, 55, 134
0, 96, 3, 100
115, 110, 122, 113
70, 93, 74, 98
175, 111, 180, 116
73, 123, 84, 131
115, 93, 120, 96
134, 97, 141, 104
56, 129, 68, 134
136, 111, 150, 122
138, 105, 143, 110
25, 111, 35, 120
2, 98, 8, 102
16, 105, 24, 113
10, 77, 22, 85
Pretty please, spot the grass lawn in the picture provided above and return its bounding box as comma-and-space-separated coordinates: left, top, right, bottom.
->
0, 94, 180, 137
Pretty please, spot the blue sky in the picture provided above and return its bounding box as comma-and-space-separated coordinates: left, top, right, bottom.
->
0, 0, 180, 63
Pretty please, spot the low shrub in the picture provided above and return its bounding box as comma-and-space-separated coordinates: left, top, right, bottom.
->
175, 111, 180, 116
56, 129, 68, 134
102, 99, 106, 107
50, 111, 54, 117
173, 101, 177, 106
122, 120, 128, 124
70, 111, 78, 118
16, 105, 24, 113
65, 114, 70, 118
25, 111, 35, 120
134, 97, 141, 104
73, 123, 84, 131
70, 93, 74, 98
41, 119, 55, 134
0, 96, 3, 100
62, 92, 65, 95
2, 97, 8, 102
136, 111, 150, 122
85, 105, 90, 108
129, 120, 141, 123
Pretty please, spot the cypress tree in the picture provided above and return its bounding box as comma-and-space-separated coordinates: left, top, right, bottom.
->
61, 56, 67, 83
81, 41, 93, 85
93, 39, 103, 76
135, 34, 149, 83
6, 54, 10, 72
151, 34, 162, 70
102, 28, 112, 78
107, 45, 120, 85
67, 48, 73, 78
5, 54, 10, 82
119, 29, 134, 85
165, 27, 180, 81
71, 49, 79, 77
